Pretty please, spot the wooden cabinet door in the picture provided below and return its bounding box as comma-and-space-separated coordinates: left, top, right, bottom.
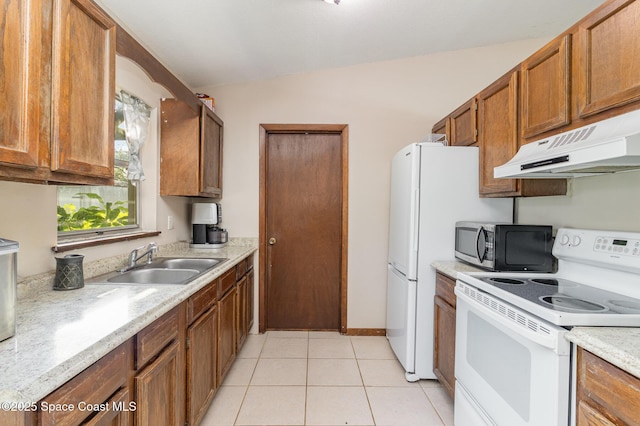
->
433, 295, 456, 400
433, 273, 456, 400
0, 0, 47, 170
478, 71, 520, 196
84, 388, 130, 426
200, 106, 223, 197
575, 0, 640, 118
236, 275, 248, 351
521, 35, 571, 139
449, 99, 477, 146
187, 305, 218, 426
576, 347, 640, 425
39, 342, 130, 426
576, 400, 617, 426
50, 0, 115, 181
217, 287, 236, 383
247, 268, 255, 330
134, 341, 180, 426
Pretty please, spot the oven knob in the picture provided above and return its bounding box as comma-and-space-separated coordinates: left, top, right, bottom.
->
559, 234, 570, 246
572, 236, 582, 246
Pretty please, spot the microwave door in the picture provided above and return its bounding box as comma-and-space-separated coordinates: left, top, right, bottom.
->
456, 226, 482, 265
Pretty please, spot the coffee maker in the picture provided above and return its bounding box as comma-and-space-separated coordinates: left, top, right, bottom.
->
190, 203, 228, 248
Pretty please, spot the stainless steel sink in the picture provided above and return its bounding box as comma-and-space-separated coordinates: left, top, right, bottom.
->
86, 257, 228, 285
107, 268, 200, 284
153, 257, 224, 271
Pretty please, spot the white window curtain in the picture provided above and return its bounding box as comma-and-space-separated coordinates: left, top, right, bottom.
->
120, 90, 152, 183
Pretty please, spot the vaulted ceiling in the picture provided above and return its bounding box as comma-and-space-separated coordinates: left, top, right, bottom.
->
95, 0, 604, 88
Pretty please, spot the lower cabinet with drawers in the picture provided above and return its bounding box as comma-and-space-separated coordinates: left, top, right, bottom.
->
5, 254, 256, 426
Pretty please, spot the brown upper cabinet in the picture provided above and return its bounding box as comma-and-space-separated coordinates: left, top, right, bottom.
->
0, 0, 116, 185
50, 0, 116, 181
160, 100, 224, 198
477, 71, 520, 196
575, 0, 640, 118
0, 0, 47, 173
478, 70, 567, 198
430, 99, 477, 146
449, 99, 477, 146
521, 35, 571, 140
434, 0, 640, 197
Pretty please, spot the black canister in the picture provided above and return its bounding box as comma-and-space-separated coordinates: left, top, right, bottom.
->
53, 254, 85, 290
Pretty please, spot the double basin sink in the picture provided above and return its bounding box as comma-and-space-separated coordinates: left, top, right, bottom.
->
86, 257, 228, 285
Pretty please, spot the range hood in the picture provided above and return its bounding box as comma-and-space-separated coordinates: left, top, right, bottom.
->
494, 109, 640, 179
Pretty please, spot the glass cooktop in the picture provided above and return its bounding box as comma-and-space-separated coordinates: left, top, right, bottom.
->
478, 276, 640, 315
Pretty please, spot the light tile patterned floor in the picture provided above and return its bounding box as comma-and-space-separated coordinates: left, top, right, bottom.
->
201, 331, 454, 426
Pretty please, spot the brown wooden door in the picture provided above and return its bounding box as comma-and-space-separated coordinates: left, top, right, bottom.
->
263, 129, 344, 331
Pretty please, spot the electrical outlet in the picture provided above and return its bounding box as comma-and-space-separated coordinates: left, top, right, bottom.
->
167, 215, 174, 230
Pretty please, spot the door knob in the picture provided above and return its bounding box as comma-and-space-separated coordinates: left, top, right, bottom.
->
269, 237, 277, 245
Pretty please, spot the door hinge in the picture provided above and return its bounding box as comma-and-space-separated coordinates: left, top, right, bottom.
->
186, 336, 190, 349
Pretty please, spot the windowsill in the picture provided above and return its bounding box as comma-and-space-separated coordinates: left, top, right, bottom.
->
52, 230, 162, 253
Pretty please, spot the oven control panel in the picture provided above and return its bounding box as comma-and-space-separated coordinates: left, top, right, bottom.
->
594, 236, 640, 256
554, 228, 640, 272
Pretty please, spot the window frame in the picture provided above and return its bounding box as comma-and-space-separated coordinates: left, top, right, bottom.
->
56, 93, 142, 242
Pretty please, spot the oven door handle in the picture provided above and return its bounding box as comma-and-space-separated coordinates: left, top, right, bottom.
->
455, 286, 569, 355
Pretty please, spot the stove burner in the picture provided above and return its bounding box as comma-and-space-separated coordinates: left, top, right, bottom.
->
539, 295, 608, 312
487, 277, 526, 285
608, 300, 640, 313
530, 278, 559, 286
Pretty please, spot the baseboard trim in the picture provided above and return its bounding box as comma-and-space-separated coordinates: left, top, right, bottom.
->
345, 328, 386, 336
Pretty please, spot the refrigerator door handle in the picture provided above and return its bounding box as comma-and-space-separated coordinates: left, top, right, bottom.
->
410, 188, 420, 253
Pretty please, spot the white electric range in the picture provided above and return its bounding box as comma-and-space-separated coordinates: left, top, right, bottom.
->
454, 228, 640, 426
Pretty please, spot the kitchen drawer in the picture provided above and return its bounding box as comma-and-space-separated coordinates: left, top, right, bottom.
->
84, 387, 130, 426
39, 341, 130, 426
188, 279, 218, 324
135, 307, 179, 370
235, 258, 248, 281
246, 253, 254, 271
577, 347, 640, 425
218, 267, 236, 299
435, 272, 456, 308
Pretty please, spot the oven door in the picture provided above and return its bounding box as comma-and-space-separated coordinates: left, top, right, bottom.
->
454, 282, 571, 426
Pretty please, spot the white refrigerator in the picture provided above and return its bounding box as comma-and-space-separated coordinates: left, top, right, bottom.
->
386, 143, 512, 381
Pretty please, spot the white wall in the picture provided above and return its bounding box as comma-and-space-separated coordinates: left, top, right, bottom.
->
517, 170, 640, 232
198, 38, 550, 329
0, 57, 191, 279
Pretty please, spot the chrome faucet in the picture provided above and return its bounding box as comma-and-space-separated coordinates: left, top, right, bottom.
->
121, 242, 158, 272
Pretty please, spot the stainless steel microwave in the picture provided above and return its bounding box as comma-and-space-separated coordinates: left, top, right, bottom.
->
454, 222, 555, 272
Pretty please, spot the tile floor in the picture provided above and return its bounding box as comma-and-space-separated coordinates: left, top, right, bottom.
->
201, 330, 454, 426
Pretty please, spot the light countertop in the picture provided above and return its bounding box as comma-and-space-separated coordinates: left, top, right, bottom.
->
566, 327, 640, 379
0, 239, 257, 404
431, 260, 485, 278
